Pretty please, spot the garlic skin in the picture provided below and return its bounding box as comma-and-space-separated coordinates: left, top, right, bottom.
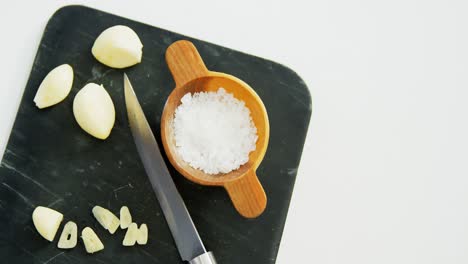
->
34, 64, 73, 109
32, 206, 63, 242
92, 25, 143, 69
73, 83, 115, 140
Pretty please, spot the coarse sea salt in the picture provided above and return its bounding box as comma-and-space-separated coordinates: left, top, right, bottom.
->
172, 88, 258, 174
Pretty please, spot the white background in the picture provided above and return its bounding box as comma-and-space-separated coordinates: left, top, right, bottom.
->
1, 0, 468, 263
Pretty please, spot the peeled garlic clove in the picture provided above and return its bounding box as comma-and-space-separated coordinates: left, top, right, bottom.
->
122, 223, 138, 246
81, 227, 104, 253
57, 221, 78, 249
32, 206, 63, 242
120, 206, 132, 229
92, 205, 120, 234
92, 25, 143, 68
34, 64, 73, 109
136, 224, 148, 245
73, 83, 115, 140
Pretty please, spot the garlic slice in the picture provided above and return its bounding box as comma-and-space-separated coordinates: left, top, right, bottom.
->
122, 223, 138, 246
57, 221, 77, 249
32, 206, 63, 242
120, 206, 132, 229
123, 223, 148, 246
136, 223, 148, 245
81, 227, 104, 253
92, 206, 120, 234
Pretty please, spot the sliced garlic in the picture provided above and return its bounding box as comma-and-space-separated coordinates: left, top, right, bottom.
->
92, 205, 120, 234
92, 25, 143, 68
57, 221, 77, 249
123, 223, 148, 246
122, 223, 138, 246
73, 83, 115, 140
81, 227, 104, 253
137, 224, 148, 245
120, 206, 132, 229
34, 64, 73, 109
32, 206, 63, 242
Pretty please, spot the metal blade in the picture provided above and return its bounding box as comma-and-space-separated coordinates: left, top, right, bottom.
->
123, 73, 206, 261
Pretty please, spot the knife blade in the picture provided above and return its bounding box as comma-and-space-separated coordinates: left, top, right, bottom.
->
124, 73, 216, 264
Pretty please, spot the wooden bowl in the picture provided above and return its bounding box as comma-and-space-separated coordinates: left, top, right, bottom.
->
161, 40, 270, 218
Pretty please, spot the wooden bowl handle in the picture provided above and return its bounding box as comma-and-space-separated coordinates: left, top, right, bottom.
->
224, 170, 267, 218
166, 40, 209, 87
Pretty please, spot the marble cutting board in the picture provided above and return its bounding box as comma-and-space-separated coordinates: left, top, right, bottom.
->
0, 5, 311, 264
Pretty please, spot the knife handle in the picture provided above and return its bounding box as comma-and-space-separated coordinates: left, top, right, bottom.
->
189, 251, 217, 264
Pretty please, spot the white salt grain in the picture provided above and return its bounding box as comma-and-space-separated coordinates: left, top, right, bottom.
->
172, 88, 258, 174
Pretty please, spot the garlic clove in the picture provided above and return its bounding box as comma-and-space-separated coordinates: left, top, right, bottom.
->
73, 83, 115, 140
34, 64, 73, 109
92, 25, 143, 69
32, 206, 63, 242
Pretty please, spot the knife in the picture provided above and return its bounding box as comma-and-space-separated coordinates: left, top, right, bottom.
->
124, 73, 217, 264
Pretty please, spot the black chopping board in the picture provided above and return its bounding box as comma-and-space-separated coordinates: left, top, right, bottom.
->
0, 5, 312, 264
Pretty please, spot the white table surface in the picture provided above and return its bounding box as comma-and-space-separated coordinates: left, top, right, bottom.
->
1, 1, 468, 263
